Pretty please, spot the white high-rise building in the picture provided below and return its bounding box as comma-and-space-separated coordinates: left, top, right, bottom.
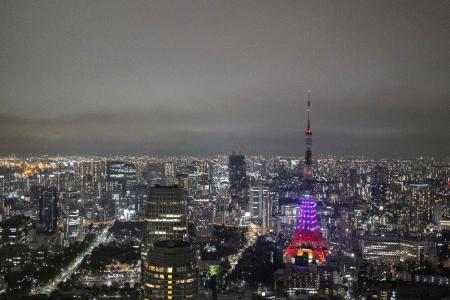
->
249, 186, 271, 230
66, 209, 80, 241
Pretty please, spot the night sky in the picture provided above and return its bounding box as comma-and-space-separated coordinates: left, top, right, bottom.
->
1, 1, 449, 157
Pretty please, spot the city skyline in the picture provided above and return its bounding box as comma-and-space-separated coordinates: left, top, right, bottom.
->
1, 0, 449, 158
1, 1, 449, 299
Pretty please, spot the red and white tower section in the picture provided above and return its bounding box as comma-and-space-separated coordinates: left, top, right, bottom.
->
284, 93, 327, 264
304, 95, 313, 190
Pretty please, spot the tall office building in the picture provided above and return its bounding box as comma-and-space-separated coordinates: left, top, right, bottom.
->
144, 185, 188, 245
30, 185, 41, 207
144, 240, 198, 300
248, 186, 271, 230
147, 162, 165, 187
77, 160, 106, 201
39, 187, 58, 233
0, 216, 32, 247
106, 161, 137, 192
228, 152, 247, 203
409, 184, 433, 230
77, 160, 106, 183
126, 184, 148, 220
198, 161, 209, 186
65, 207, 80, 242
164, 163, 176, 186
106, 161, 138, 217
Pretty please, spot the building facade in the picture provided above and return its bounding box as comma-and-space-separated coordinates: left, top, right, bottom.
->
0, 216, 32, 247
144, 185, 188, 245
248, 186, 271, 230
38, 187, 58, 233
144, 240, 198, 300
361, 236, 424, 265
228, 153, 247, 200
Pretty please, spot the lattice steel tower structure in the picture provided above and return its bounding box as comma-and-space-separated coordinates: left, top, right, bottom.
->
284, 92, 327, 264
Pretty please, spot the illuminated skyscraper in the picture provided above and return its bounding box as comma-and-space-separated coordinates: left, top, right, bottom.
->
249, 186, 271, 230
77, 160, 106, 203
126, 184, 148, 220
164, 163, 176, 185
106, 161, 138, 217
106, 161, 137, 192
144, 240, 198, 300
65, 207, 80, 242
144, 185, 188, 245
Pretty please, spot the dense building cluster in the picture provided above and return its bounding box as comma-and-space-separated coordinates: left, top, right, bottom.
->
0, 152, 448, 299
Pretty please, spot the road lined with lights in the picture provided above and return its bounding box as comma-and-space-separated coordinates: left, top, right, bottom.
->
224, 223, 259, 279
31, 224, 112, 296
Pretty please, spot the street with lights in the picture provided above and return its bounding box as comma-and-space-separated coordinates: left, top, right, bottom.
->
31, 225, 112, 296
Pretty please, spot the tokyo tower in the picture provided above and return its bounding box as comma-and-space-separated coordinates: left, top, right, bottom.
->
284, 92, 327, 264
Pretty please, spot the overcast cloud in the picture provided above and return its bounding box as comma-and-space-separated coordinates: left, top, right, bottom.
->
1, 0, 449, 157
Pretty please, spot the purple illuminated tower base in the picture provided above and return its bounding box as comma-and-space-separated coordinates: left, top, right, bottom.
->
284, 195, 326, 263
